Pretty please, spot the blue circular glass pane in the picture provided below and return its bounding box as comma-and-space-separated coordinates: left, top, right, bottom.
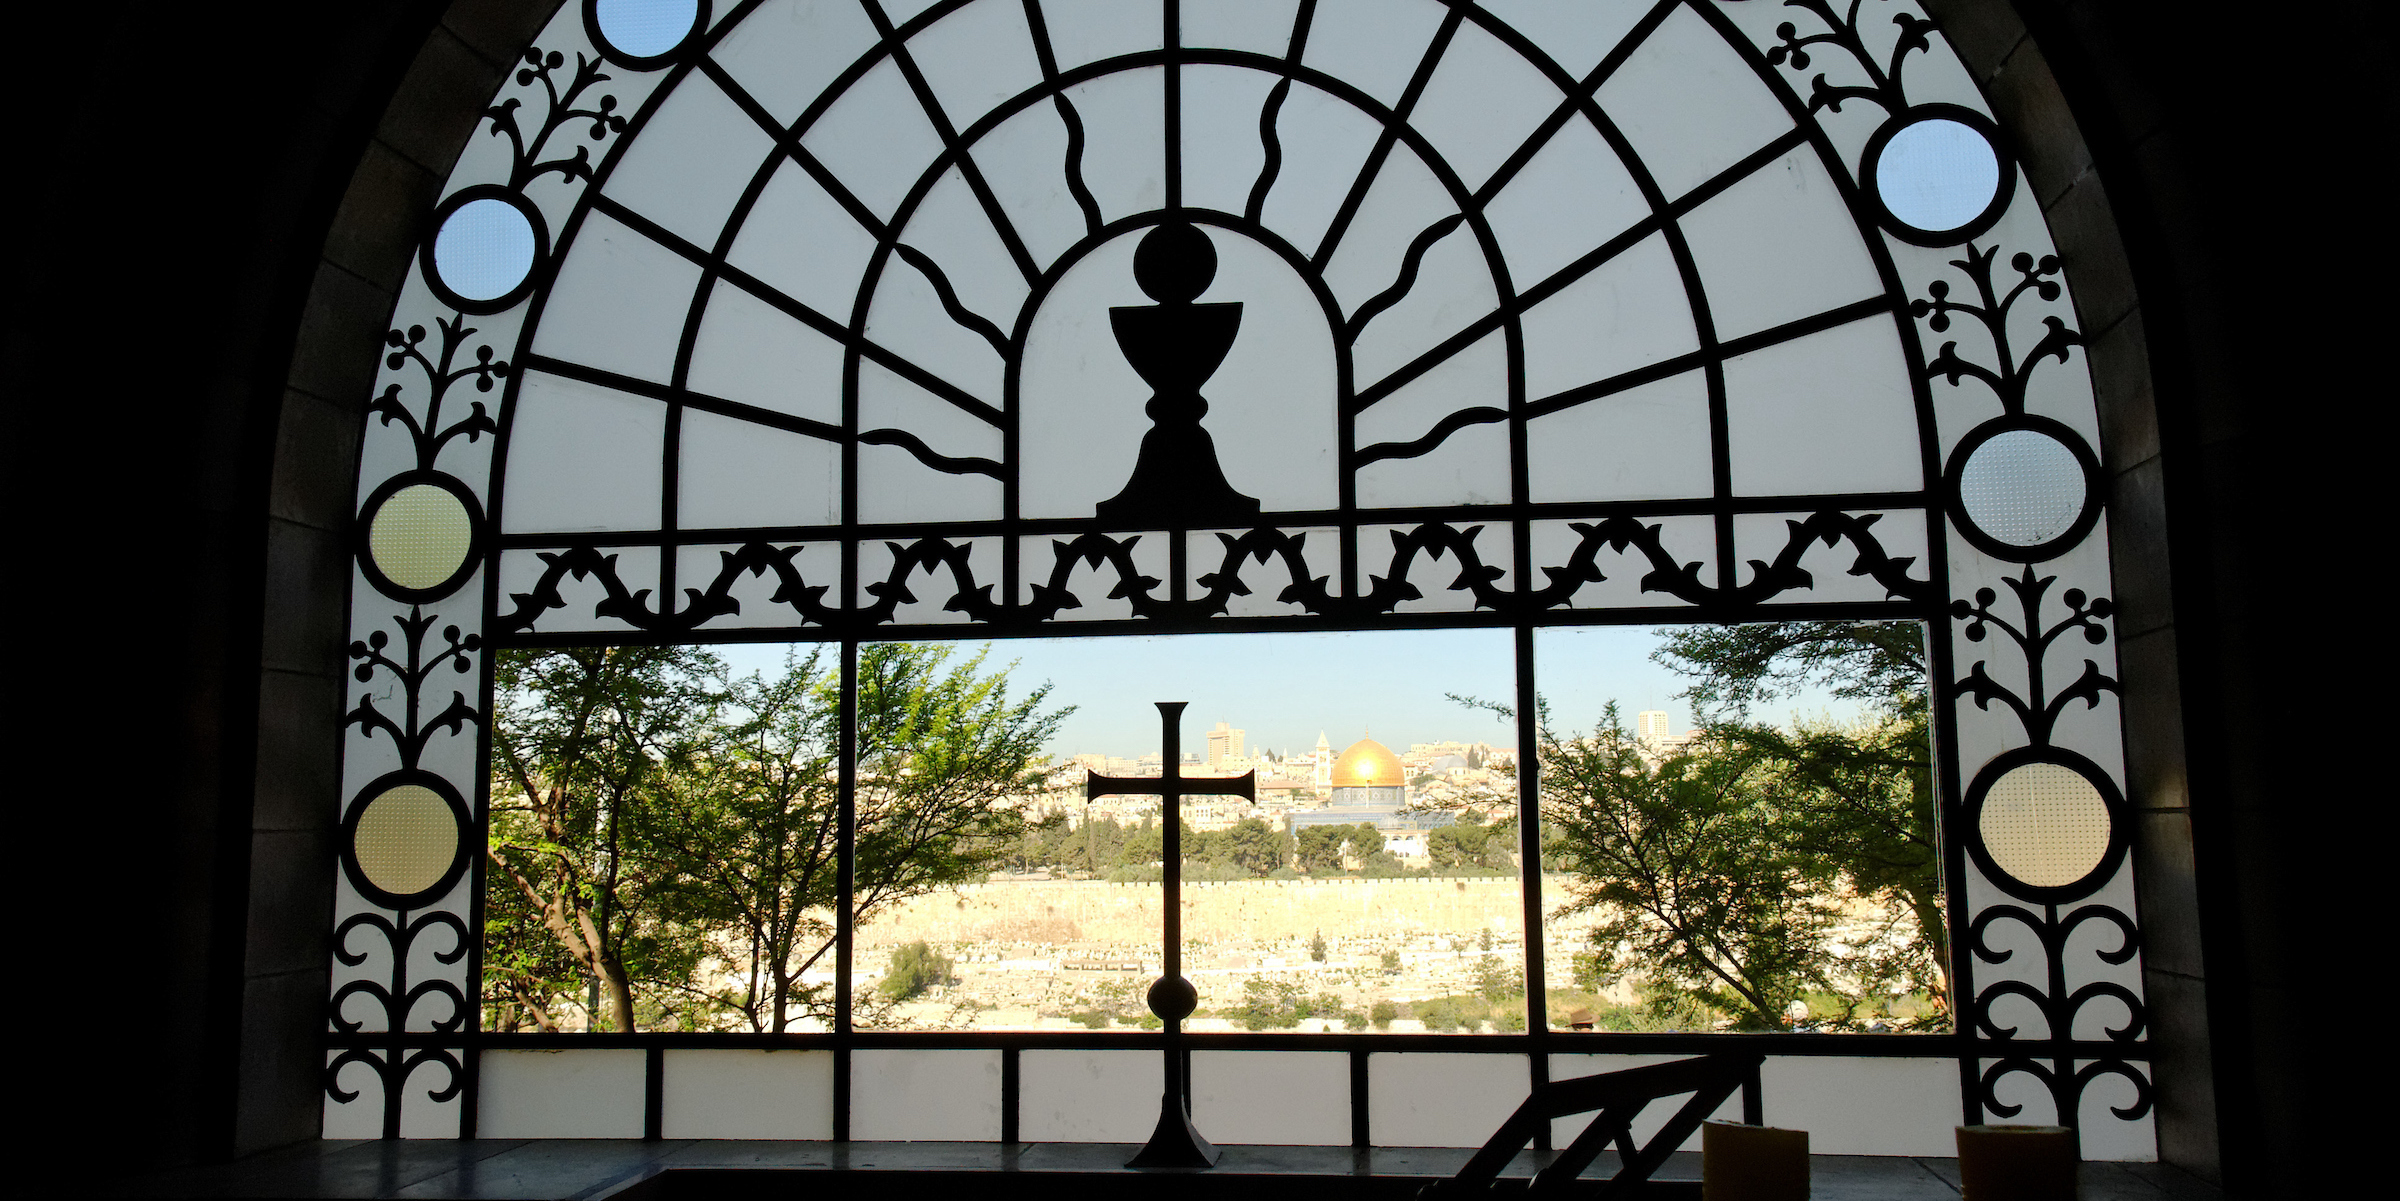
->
431, 198, 536, 303
595, 0, 700, 58
1958, 429, 2084, 547
1875, 117, 2002, 233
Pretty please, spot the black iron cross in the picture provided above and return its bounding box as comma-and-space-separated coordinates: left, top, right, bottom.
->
1085, 701, 1255, 1169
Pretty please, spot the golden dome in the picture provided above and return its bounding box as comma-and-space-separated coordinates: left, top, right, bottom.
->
1331, 737, 1404, 788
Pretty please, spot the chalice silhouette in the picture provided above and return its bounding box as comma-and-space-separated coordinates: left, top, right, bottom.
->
1093, 222, 1263, 526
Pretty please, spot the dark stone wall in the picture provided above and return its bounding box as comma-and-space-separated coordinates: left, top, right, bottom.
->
16, 2, 2377, 1193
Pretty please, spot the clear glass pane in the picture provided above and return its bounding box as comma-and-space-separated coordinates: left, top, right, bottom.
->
1532, 624, 1948, 1034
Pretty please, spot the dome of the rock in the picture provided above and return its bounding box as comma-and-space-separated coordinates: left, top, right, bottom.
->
1332, 737, 1404, 789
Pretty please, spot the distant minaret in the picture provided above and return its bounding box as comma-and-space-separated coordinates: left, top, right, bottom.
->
1312, 731, 1333, 789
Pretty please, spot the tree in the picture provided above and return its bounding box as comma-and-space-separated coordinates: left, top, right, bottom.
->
1539, 702, 1838, 1029
878, 941, 954, 1001
1654, 621, 1947, 1019
486, 645, 725, 1033
1201, 816, 1290, 877
487, 642, 1068, 1034
1295, 824, 1346, 874
1308, 930, 1328, 962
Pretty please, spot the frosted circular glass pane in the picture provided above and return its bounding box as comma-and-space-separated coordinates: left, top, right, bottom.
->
1958, 429, 2085, 547
1978, 762, 2111, 889
431, 199, 537, 303
354, 785, 460, 897
368, 483, 475, 591
1875, 118, 2002, 233
595, 0, 699, 58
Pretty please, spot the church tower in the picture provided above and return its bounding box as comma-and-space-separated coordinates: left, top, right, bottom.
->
1312, 731, 1332, 789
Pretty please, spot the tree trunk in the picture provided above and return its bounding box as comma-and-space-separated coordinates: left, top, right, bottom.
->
601, 958, 637, 1033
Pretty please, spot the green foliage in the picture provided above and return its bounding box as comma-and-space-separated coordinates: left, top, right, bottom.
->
1654, 621, 1948, 1024
1308, 930, 1328, 962
1231, 976, 1306, 1030
878, 941, 954, 1001
1369, 1000, 1398, 1029
485, 642, 1067, 1033
1540, 702, 1836, 1029
1379, 949, 1402, 974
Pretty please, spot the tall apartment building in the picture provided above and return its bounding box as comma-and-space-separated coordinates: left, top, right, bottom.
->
1206, 721, 1244, 768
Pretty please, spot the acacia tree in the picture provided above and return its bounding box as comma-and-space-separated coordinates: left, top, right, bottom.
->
1539, 702, 1838, 1028
644, 643, 1068, 1033
1654, 621, 1948, 1021
485, 645, 724, 1033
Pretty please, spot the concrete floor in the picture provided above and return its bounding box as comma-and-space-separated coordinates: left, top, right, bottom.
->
101, 1139, 2228, 1200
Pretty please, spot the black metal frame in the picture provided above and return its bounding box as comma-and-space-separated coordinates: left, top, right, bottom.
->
324, 0, 2155, 1149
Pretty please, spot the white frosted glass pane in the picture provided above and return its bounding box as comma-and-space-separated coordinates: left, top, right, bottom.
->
679, 409, 840, 529
1020, 1049, 1161, 1142
659, 1049, 834, 1139
1301, 0, 1447, 107
1355, 331, 1509, 509
687, 283, 847, 426
1320, 145, 1460, 317
1348, 230, 1495, 388
1019, 227, 1337, 519
1877, 117, 2002, 233
888, 167, 1030, 346
476, 1049, 645, 1138
1517, 231, 1696, 403
534, 212, 704, 385
727, 160, 882, 322
1249, 81, 1382, 255
800, 58, 951, 221
1527, 369, 1711, 504
907, 0, 1045, 134
1177, 66, 1280, 218
1959, 429, 2086, 546
2078, 1086, 2157, 1162
1409, 21, 1563, 194
502, 371, 663, 533
1722, 316, 1921, 496
971, 102, 1099, 268
851, 1049, 1003, 1140
1038, 0, 1163, 73
431, 199, 536, 303
1482, 116, 1646, 288
1679, 148, 1883, 341
1594, 6, 1793, 200
1528, 515, 1711, 609
1476, 0, 1651, 79
1370, 1052, 1526, 1147
595, 0, 698, 58
864, 254, 1009, 407
1736, 509, 1929, 604
1190, 1051, 1348, 1145
1757, 1056, 1961, 1156
602, 72, 776, 249
1056, 70, 1166, 223
1018, 531, 1174, 619
856, 391, 1003, 525
1546, 1054, 1737, 1151
1181, 0, 1302, 56
710, 0, 881, 125
496, 545, 660, 634
674, 542, 835, 629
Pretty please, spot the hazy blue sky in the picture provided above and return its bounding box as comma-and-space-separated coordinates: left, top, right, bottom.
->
715, 625, 1870, 760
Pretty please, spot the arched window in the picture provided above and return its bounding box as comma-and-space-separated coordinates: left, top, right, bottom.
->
332, 0, 2149, 1156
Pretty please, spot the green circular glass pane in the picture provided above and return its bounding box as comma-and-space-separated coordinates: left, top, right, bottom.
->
354, 784, 461, 897
368, 483, 474, 591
